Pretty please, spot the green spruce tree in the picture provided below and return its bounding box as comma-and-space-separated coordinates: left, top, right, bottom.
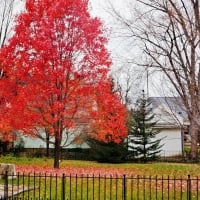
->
128, 96, 163, 162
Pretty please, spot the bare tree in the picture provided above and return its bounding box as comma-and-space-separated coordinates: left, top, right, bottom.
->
90, 0, 147, 107
0, 0, 24, 77
0, 0, 13, 48
109, 0, 200, 160
112, 64, 145, 107
0, 0, 24, 47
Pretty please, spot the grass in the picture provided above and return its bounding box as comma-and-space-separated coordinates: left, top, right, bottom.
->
1, 155, 200, 177
1, 155, 200, 199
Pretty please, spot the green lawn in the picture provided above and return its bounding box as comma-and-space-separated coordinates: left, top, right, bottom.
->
1, 155, 200, 177
1, 155, 200, 199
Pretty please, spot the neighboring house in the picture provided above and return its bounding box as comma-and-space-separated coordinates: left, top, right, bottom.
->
148, 97, 190, 157
13, 109, 91, 156
13, 127, 90, 155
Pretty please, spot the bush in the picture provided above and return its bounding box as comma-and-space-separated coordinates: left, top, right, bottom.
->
87, 138, 127, 163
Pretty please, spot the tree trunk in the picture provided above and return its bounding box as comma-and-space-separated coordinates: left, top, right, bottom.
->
46, 134, 50, 157
189, 118, 199, 161
54, 135, 61, 169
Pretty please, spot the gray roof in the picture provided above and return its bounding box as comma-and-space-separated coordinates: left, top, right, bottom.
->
148, 97, 188, 120
148, 97, 188, 127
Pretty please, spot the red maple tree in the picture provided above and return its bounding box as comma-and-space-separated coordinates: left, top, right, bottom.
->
0, 0, 111, 168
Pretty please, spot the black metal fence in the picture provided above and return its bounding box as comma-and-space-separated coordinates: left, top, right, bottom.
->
0, 172, 199, 200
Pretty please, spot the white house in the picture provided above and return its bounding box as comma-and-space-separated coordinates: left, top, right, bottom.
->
148, 97, 189, 157
14, 127, 90, 152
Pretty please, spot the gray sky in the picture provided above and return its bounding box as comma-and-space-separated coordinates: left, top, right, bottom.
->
89, 1, 170, 98
90, 1, 150, 100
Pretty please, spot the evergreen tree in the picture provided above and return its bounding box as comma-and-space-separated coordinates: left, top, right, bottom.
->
128, 97, 163, 162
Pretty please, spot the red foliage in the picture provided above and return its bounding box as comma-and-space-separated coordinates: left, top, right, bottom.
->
0, 0, 128, 167
16, 164, 134, 177
0, 0, 112, 167
0, 0, 110, 131
0, 77, 18, 141
89, 79, 128, 144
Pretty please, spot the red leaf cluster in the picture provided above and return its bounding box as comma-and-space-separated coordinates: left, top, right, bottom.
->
89, 79, 128, 144
16, 164, 134, 177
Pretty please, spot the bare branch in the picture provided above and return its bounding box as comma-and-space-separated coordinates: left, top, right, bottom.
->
108, 0, 200, 159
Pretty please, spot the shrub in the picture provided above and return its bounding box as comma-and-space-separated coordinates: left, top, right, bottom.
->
87, 138, 127, 163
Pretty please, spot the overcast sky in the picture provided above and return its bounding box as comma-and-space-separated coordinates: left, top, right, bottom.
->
89, 1, 169, 98
89, 1, 153, 99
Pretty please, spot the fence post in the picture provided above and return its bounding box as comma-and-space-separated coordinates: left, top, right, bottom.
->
187, 174, 191, 200
123, 174, 126, 200
62, 173, 66, 200
4, 171, 8, 200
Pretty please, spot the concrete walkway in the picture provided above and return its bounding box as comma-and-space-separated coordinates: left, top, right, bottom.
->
0, 184, 36, 198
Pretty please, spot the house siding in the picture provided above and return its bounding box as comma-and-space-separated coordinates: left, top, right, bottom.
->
157, 128, 182, 157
